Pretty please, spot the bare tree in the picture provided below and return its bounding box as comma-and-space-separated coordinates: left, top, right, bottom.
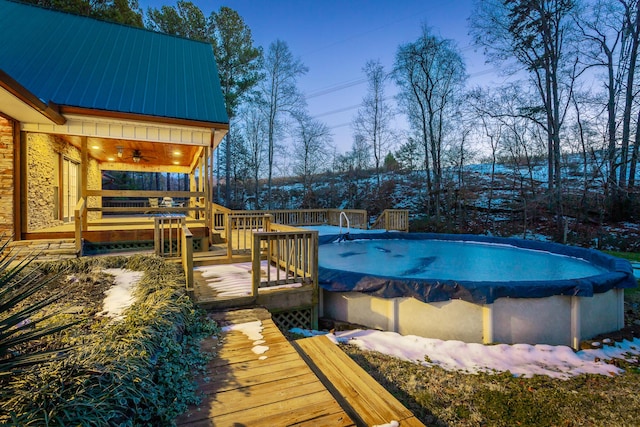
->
575, 0, 628, 203
350, 134, 371, 172
260, 40, 308, 209
394, 25, 466, 221
471, 0, 578, 239
292, 113, 333, 199
238, 103, 267, 209
352, 60, 394, 187
617, 0, 640, 190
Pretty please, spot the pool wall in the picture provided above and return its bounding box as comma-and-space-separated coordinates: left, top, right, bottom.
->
320, 288, 624, 348
318, 232, 634, 348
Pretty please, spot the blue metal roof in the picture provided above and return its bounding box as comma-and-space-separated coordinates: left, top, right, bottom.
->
0, 0, 228, 125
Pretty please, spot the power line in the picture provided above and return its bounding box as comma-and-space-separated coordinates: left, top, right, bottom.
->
312, 95, 394, 120
314, 103, 361, 118
305, 78, 367, 99
328, 122, 352, 130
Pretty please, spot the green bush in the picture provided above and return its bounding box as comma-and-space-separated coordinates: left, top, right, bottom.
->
1, 255, 218, 426
0, 242, 78, 380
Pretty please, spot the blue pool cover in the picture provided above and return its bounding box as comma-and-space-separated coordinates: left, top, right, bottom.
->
318, 233, 638, 304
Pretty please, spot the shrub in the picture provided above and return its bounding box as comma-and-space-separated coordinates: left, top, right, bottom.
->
1, 255, 218, 426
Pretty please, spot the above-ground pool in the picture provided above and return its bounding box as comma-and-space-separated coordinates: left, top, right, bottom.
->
318, 233, 637, 348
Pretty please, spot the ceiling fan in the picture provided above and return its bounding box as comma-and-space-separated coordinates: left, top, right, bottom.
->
117, 147, 155, 163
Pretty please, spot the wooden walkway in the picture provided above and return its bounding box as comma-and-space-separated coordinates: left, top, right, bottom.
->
176, 308, 355, 427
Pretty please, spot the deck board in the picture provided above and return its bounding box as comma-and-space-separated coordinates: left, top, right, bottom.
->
176, 308, 355, 427
294, 335, 425, 427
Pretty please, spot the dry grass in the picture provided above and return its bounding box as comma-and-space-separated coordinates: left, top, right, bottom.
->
342, 344, 640, 426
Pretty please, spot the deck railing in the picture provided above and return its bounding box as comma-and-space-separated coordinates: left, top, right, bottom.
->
251, 226, 318, 292
371, 209, 410, 232
86, 190, 206, 222
226, 213, 271, 258
74, 197, 86, 256
212, 203, 232, 231
154, 215, 186, 258
268, 209, 328, 226
326, 209, 367, 229
212, 205, 369, 234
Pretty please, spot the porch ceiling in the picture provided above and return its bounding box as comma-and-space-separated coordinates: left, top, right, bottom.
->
60, 135, 204, 174
20, 111, 227, 173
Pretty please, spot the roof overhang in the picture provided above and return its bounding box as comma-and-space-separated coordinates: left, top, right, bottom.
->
22, 112, 227, 147
0, 69, 66, 125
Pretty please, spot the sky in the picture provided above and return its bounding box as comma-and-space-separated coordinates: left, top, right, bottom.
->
137, 0, 501, 153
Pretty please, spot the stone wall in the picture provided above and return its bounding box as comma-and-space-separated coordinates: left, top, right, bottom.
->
26, 133, 60, 231
86, 157, 101, 221
0, 117, 14, 236
27, 133, 102, 231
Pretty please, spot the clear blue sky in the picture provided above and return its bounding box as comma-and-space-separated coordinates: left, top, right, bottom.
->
138, 0, 498, 153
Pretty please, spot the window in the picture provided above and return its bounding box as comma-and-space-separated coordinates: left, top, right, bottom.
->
61, 157, 80, 222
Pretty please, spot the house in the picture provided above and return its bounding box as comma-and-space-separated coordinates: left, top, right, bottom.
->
0, 0, 228, 252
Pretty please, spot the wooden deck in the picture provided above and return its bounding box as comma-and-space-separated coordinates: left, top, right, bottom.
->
176, 308, 355, 427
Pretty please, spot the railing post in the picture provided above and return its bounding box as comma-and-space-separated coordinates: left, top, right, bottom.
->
182, 225, 194, 297
74, 197, 85, 257
226, 214, 233, 259
252, 232, 261, 299
74, 210, 82, 256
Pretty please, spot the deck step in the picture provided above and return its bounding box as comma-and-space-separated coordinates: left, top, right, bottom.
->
4, 238, 78, 262
293, 335, 425, 427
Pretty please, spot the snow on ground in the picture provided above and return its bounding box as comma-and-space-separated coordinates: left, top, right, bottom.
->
100, 268, 144, 320
196, 261, 304, 297
290, 328, 640, 379
198, 263, 253, 297
222, 320, 269, 360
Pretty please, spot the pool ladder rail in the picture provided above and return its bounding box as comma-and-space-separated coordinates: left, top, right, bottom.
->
337, 211, 352, 242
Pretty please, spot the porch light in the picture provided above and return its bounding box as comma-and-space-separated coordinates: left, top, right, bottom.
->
107, 157, 115, 161
132, 153, 141, 163
173, 150, 181, 156
116, 146, 123, 158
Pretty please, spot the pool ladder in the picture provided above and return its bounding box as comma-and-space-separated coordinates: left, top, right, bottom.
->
338, 211, 351, 242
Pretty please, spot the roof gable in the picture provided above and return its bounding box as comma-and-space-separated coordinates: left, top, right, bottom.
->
0, 0, 228, 126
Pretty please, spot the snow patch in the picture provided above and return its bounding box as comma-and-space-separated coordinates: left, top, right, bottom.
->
101, 268, 144, 320
222, 320, 270, 359
292, 328, 640, 379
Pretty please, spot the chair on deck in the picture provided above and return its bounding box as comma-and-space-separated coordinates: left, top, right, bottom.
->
148, 198, 159, 208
